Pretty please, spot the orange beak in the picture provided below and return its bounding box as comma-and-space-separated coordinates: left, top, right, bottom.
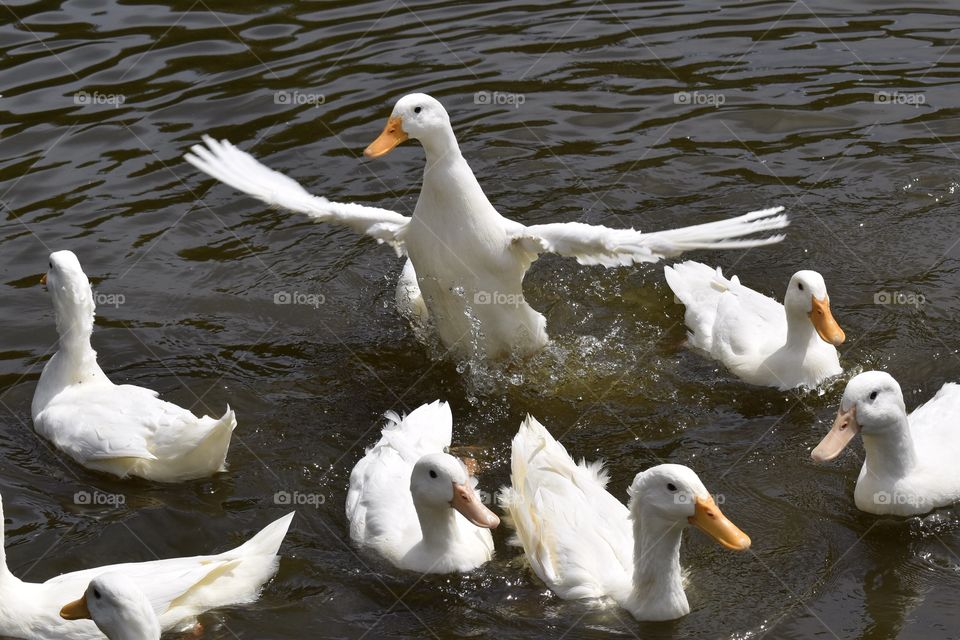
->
364, 116, 408, 158
60, 595, 91, 620
809, 296, 845, 346
811, 405, 859, 462
688, 495, 751, 551
450, 481, 499, 528
40, 273, 47, 286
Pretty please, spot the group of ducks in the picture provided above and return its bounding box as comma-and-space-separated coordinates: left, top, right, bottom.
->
12, 93, 960, 637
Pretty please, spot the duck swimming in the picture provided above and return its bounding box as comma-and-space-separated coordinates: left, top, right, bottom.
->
812, 370, 960, 516
664, 261, 844, 389
32, 250, 237, 482
0, 494, 292, 639
186, 93, 788, 361
499, 416, 751, 621
346, 400, 499, 573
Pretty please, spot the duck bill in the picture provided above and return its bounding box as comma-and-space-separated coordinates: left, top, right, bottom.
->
60, 596, 91, 620
450, 481, 500, 529
364, 116, 408, 158
811, 406, 859, 462
687, 496, 751, 551
40, 273, 47, 286
809, 296, 845, 346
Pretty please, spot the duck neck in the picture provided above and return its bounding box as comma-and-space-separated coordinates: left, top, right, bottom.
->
101, 605, 161, 640
863, 415, 918, 480
415, 501, 463, 554
420, 126, 463, 169
52, 284, 98, 364
35, 286, 106, 414
785, 310, 820, 350
416, 127, 503, 235
624, 509, 689, 620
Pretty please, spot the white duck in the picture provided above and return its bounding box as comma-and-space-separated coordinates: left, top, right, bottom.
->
185, 93, 789, 361
0, 494, 293, 639
32, 250, 237, 482
61, 573, 160, 640
664, 261, 845, 389
811, 370, 960, 516
499, 416, 751, 621
346, 400, 499, 573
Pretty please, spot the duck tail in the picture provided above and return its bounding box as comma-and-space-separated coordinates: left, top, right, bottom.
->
227, 512, 295, 560
197, 405, 237, 473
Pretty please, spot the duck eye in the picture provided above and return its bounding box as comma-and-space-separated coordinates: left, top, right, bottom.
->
414, 106, 422, 114
666, 483, 677, 492
869, 391, 878, 400
48, 261, 53, 269
429, 470, 437, 479
798, 282, 804, 291
93, 588, 101, 600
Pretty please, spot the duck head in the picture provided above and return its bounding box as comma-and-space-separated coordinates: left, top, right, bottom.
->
42, 250, 96, 338
783, 270, 845, 346
410, 452, 500, 529
364, 93, 452, 159
628, 463, 751, 551
61, 573, 161, 640
812, 370, 906, 462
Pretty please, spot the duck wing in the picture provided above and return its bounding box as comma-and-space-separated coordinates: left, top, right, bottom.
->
908, 382, 960, 457
707, 270, 786, 359
185, 136, 410, 254
505, 207, 787, 268
36, 384, 230, 467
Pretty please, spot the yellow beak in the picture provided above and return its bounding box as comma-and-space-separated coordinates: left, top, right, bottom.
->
809, 295, 845, 346
811, 405, 859, 462
364, 116, 408, 158
40, 273, 47, 286
688, 495, 751, 551
60, 596, 91, 620
450, 481, 500, 529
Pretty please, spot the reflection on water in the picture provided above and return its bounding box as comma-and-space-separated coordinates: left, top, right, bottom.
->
2, 0, 960, 638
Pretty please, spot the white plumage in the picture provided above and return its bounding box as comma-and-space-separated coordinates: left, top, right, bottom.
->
186, 93, 788, 360
32, 250, 237, 482
812, 370, 960, 516
0, 495, 293, 639
664, 260, 844, 389
499, 415, 633, 602
499, 416, 751, 621
346, 401, 498, 573
60, 573, 161, 640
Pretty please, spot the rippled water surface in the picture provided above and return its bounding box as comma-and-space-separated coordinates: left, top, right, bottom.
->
2, 0, 960, 638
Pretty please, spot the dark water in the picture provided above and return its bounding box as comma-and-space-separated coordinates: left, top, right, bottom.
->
2, 0, 960, 638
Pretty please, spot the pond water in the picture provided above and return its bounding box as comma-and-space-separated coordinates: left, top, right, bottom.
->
1, 0, 959, 638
